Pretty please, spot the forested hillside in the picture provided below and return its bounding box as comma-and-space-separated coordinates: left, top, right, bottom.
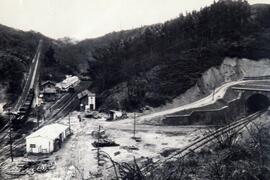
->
0, 26, 73, 105
0, 25, 41, 103
1, 0, 270, 110
86, 0, 270, 110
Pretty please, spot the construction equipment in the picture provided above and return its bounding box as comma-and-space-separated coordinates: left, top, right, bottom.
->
92, 139, 119, 147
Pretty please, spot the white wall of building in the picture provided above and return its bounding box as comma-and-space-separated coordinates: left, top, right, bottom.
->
88, 96, 96, 110
26, 128, 69, 154
111, 111, 122, 119
26, 136, 54, 153
56, 76, 80, 91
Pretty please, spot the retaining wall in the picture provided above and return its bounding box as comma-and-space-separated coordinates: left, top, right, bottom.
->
163, 93, 245, 125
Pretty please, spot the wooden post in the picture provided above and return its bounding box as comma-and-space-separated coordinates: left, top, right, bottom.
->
37, 106, 40, 128
97, 125, 101, 166
133, 112, 136, 138
69, 112, 71, 133
8, 109, 13, 162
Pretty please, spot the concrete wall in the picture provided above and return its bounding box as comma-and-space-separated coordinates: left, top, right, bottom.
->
163, 94, 246, 125
163, 89, 270, 126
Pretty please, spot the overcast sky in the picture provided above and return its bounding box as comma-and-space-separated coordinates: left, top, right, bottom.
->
0, 0, 268, 40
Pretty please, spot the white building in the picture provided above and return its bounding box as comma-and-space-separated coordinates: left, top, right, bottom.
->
56, 75, 80, 91
108, 110, 123, 120
86, 92, 96, 111
26, 123, 70, 154
77, 90, 96, 111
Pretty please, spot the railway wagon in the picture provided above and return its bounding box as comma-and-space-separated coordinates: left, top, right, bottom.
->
18, 89, 35, 119
56, 76, 80, 92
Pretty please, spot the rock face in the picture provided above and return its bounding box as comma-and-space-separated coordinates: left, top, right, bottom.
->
161, 58, 270, 125
98, 58, 270, 112
143, 58, 270, 115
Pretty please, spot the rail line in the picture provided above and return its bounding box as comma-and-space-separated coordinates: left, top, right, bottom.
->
50, 93, 71, 110
45, 93, 74, 119
46, 93, 79, 124
0, 94, 79, 160
141, 110, 265, 175
0, 41, 42, 134
0, 93, 79, 162
13, 40, 42, 112
0, 135, 25, 161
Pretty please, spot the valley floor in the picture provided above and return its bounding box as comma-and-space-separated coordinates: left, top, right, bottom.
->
1, 111, 206, 180
2, 111, 269, 180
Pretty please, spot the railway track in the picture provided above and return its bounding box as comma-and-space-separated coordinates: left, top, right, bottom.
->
0, 94, 79, 161
50, 93, 71, 110
0, 95, 74, 160
0, 92, 80, 162
0, 124, 9, 135
14, 40, 42, 112
141, 110, 265, 175
46, 93, 79, 124
0, 136, 25, 162
45, 93, 74, 119
0, 41, 42, 134
43, 82, 89, 125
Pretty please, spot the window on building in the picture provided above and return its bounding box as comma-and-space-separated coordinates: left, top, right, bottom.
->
30, 144, 36, 148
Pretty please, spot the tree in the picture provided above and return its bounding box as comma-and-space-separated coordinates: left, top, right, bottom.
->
44, 46, 56, 65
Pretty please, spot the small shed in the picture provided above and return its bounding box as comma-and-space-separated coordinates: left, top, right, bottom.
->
108, 110, 123, 121
77, 90, 96, 111
26, 123, 70, 154
40, 81, 57, 101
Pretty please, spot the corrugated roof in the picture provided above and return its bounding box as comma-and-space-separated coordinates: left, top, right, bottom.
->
26, 123, 69, 140
56, 76, 80, 90
77, 90, 95, 99
41, 81, 56, 86
109, 110, 122, 113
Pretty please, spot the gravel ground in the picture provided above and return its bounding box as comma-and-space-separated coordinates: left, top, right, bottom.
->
2, 111, 205, 180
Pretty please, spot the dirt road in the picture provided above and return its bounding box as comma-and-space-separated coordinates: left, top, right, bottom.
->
134, 79, 270, 124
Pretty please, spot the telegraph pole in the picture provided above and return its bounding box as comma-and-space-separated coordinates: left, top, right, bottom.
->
8, 109, 13, 162
68, 112, 71, 133
133, 112, 136, 138
36, 105, 40, 128
97, 125, 101, 166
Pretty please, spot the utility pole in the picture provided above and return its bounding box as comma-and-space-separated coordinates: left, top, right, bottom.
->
8, 109, 13, 162
69, 112, 71, 133
36, 105, 40, 128
97, 125, 101, 166
133, 112, 136, 138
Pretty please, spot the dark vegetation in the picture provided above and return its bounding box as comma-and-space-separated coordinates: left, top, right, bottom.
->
1, 0, 270, 110
40, 44, 74, 82
0, 26, 73, 105
0, 25, 40, 102
87, 0, 270, 110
